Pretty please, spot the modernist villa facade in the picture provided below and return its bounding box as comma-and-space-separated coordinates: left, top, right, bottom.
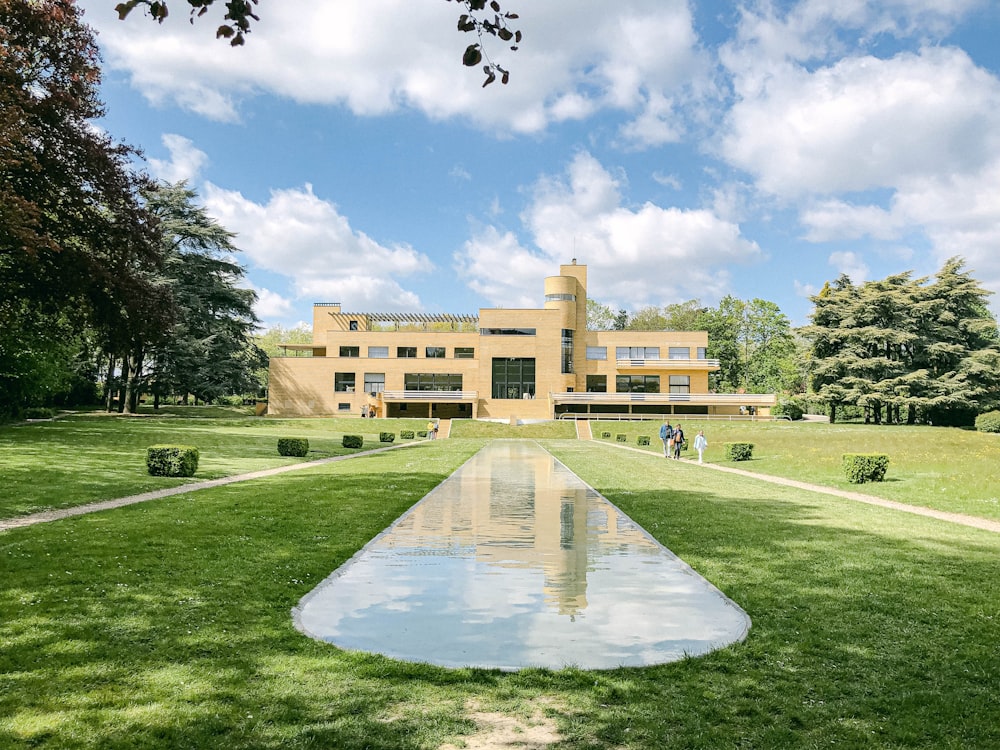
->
267, 262, 776, 420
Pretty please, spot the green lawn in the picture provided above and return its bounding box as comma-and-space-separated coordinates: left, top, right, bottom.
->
2, 435, 998, 748
592, 419, 1000, 521
0, 411, 431, 518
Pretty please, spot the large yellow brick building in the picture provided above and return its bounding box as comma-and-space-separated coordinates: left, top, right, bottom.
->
267, 262, 774, 420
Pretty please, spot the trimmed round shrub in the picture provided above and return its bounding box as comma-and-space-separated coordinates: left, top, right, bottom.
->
147, 445, 199, 477
975, 410, 1000, 433
277, 438, 309, 457
616, 434, 627, 443
724, 442, 754, 461
772, 398, 804, 421
637, 435, 650, 446
342, 435, 364, 449
843, 453, 890, 483
601, 431, 611, 439
416, 430, 428, 438
379, 432, 395, 443
23, 407, 58, 419
400, 430, 415, 439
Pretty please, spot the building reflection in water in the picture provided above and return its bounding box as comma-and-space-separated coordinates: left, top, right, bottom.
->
294, 441, 750, 670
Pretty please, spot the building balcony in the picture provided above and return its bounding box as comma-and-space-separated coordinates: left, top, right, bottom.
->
551, 392, 775, 406
379, 390, 479, 402
615, 358, 720, 371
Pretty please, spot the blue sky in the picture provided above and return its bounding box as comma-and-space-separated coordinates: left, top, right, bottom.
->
78, 0, 1000, 329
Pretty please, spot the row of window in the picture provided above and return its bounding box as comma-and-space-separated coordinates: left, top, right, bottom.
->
341, 344, 708, 361
334, 372, 464, 394
332, 367, 690, 396
586, 375, 690, 394
585, 346, 708, 361
341, 346, 475, 359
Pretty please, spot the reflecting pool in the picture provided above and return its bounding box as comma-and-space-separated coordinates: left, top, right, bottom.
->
294, 440, 750, 670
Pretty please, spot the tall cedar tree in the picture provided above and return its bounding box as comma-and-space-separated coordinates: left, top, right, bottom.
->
803, 258, 1000, 424
143, 182, 263, 407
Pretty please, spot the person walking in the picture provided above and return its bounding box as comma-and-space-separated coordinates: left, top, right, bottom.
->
427, 419, 436, 439
672, 423, 685, 460
659, 420, 673, 457
693, 430, 708, 463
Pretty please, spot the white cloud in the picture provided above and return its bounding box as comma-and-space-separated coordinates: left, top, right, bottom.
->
455, 153, 762, 309
202, 183, 434, 311
721, 47, 1000, 197
81, 0, 707, 135
250, 286, 294, 321
829, 250, 869, 283
147, 134, 209, 183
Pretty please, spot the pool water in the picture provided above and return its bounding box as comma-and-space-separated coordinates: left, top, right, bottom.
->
294, 440, 750, 670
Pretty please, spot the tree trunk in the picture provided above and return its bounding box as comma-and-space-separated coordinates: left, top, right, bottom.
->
117, 356, 129, 413
124, 348, 143, 414
907, 404, 917, 424
104, 354, 117, 412
829, 403, 837, 424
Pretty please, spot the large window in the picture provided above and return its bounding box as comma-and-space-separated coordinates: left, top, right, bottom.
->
426, 346, 446, 358
616, 346, 660, 360
368, 346, 389, 359
616, 374, 659, 393
334, 372, 356, 392
339, 346, 359, 358
480, 328, 536, 336
669, 347, 690, 359
397, 346, 417, 358
586, 375, 607, 393
364, 372, 385, 395
586, 346, 607, 360
697, 347, 707, 359
454, 347, 475, 359
492, 357, 535, 399
404, 373, 463, 391
669, 375, 690, 394
561, 329, 574, 374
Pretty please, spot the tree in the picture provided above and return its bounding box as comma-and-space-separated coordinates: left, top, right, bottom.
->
1, 0, 170, 417
627, 306, 669, 331
803, 258, 1000, 424
143, 182, 264, 406
115, 0, 522, 86
586, 300, 616, 331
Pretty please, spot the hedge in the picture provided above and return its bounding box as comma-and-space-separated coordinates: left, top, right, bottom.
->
616, 434, 627, 443
843, 453, 890, 483
342, 435, 364, 449
601, 431, 611, 439
417, 430, 428, 438
724, 442, 754, 461
400, 430, 415, 439
975, 410, 1000, 433
277, 438, 309, 457
146, 445, 199, 477
379, 432, 395, 443
637, 435, 650, 446
772, 398, 804, 421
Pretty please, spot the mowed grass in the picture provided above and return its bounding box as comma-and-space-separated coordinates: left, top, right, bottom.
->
592, 419, 1000, 521
2, 437, 998, 748
0, 411, 431, 518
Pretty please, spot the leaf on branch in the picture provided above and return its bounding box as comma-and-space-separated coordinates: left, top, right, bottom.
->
497, 28, 513, 41
483, 71, 496, 87
463, 44, 482, 67
457, 14, 476, 32
490, 1, 501, 11
115, 1, 139, 21
216, 24, 235, 39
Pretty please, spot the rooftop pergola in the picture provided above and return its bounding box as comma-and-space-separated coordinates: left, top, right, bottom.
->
333, 311, 480, 330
